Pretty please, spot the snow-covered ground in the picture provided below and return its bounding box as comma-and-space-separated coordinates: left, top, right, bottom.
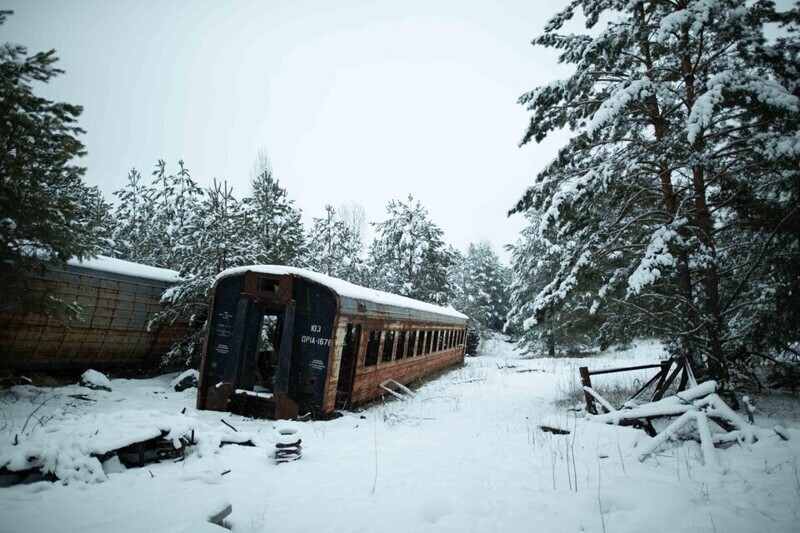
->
1, 338, 799, 533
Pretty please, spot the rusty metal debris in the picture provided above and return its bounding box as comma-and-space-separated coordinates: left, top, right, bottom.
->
274, 428, 302, 464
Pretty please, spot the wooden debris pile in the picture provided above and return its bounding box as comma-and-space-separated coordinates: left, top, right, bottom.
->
577, 359, 790, 470
589, 381, 743, 466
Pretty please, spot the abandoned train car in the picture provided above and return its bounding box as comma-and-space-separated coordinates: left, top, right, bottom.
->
197, 266, 469, 419
0, 256, 187, 374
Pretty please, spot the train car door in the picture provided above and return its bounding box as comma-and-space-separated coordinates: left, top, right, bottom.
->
335, 323, 361, 409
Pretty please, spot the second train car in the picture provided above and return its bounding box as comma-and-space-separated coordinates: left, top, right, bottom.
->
197, 265, 468, 419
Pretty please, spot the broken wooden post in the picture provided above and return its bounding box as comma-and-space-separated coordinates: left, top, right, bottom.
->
208, 503, 232, 527
583, 386, 616, 414
578, 366, 596, 414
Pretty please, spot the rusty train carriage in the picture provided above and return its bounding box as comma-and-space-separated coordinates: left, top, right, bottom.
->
197, 266, 468, 419
0, 257, 188, 373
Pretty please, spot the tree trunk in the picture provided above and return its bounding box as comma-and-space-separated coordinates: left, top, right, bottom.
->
691, 165, 728, 386
638, 8, 702, 372
681, 36, 728, 387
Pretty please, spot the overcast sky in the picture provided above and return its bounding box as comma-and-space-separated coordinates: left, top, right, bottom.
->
4, 0, 576, 262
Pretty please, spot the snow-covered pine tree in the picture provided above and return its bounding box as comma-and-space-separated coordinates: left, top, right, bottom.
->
512, 0, 799, 387
245, 165, 306, 266
111, 161, 202, 270
0, 11, 104, 315
369, 195, 454, 304
469, 241, 511, 332
147, 160, 203, 270
81, 185, 116, 257
111, 169, 151, 263
306, 204, 365, 281
155, 179, 253, 366
450, 241, 511, 339
506, 216, 634, 357
335, 200, 368, 283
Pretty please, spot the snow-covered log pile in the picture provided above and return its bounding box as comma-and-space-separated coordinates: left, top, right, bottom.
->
585, 381, 785, 470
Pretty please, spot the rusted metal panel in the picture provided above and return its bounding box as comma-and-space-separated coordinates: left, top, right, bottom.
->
0, 263, 188, 373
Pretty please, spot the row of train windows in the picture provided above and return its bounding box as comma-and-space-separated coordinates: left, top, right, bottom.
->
364, 328, 466, 367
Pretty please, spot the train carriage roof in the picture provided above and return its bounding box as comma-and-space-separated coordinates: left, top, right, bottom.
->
216, 265, 468, 324
68, 255, 181, 284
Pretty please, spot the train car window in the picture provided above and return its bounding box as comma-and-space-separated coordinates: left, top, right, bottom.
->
395, 330, 406, 360
257, 278, 280, 293
445, 330, 451, 349
407, 330, 417, 357
365, 330, 381, 366
382, 330, 395, 363
425, 330, 433, 354
437, 330, 444, 352
417, 330, 425, 355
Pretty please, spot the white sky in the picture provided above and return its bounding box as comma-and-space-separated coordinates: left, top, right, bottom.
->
4, 0, 575, 262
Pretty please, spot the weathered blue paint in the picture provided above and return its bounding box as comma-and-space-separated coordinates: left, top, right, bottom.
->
201, 275, 246, 390
288, 278, 337, 412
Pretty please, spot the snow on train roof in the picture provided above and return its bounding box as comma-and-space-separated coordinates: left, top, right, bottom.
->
67, 255, 181, 283
216, 265, 468, 321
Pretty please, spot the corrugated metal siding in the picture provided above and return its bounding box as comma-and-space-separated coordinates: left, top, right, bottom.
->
0, 263, 189, 373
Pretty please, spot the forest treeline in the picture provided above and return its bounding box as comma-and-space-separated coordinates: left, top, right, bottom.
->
2, 3, 799, 392
102, 159, 511, 363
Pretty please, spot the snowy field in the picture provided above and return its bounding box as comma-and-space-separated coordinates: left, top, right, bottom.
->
1, 338, 799, 533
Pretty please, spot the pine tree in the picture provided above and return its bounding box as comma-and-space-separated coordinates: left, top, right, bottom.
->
512, 1, 799, 386
0, 11, 103, 315
82, 185, 116, 256
306, 204, 365, 281
369, 195, 454, 303
450, 241, 511, 338
146, 159, 203, 269
111, 161, 202, 269
335, 200, 368, 283
245, 165, 306, 266
506, 220, 633, 357
111, 169, 151, 263
154, 179, 253, 365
